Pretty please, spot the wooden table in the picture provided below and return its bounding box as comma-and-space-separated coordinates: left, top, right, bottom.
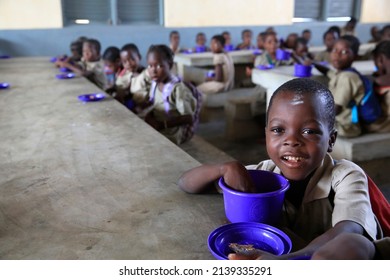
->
0, 57, 225, 259
252, 60, 376, 106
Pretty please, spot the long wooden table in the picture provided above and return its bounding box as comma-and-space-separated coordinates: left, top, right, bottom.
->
0, 57, 225, 259
252, 60, 376, 106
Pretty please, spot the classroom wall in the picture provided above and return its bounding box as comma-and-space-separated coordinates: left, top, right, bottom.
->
164, 0, 293, 27
0, 0, 63, 29
360, 0, 390, 23
0, 1, 388, 62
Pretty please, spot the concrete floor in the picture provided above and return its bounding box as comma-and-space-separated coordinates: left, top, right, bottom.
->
186, 107, 390, 202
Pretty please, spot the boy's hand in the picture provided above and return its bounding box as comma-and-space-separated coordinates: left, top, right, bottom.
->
221, 161, 256, 193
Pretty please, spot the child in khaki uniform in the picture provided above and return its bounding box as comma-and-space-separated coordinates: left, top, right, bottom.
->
315, 35, 365, 137
314, 29, 339, 64
197, 35, 235, 95
56, 39, 106, 89
179, 78, 380, 260
133, 45, 197, 145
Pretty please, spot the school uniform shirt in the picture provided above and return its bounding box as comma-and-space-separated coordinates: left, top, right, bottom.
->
246, 153, 379, 245
130, 69, 152, 104
365, 85, 390, 133
327, 69, 365, 137
115, 69, 133, 90
314, 50, 331, 63
197, 52, 234, 95
149, 82, 197, 144
78, 58, 106, 89
254, 50, 294, 67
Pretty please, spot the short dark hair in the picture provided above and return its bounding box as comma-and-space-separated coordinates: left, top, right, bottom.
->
121, 43, 142, 60
170, 30, 179, 38
212, 35, 225, 46
302, 29, 311, 34
328, 26, 341, 37
147, 44, 174, 69
242, 29, 252, 37
267, 78, 335, 131
70, 40, 83, 55
323, 29, 339, 40
222, 31, 230, 36
339, 35, 360, 56
372, 40, 390, 59
294, 37, 308, 50
102, 46, 120, 62
85, 38, 101, 54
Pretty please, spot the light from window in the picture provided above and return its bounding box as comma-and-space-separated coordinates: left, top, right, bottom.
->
75, 19, 90, 25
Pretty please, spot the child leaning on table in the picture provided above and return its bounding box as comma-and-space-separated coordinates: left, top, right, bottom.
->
315, 35, 367, 137
56, 38, 106, 89
178, 78, 380, 260
196, 35, 235, 95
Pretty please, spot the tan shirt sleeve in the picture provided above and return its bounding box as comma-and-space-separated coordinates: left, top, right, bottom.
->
169, 82, 196, 116
213, 53, 225, 65
130, 69, 151, 103
328, 70, 365, 107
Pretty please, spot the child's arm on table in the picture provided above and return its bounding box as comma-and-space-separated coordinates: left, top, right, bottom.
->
229, 220, 365, 260
178, 161, 256, 194
55, 60, 83, 75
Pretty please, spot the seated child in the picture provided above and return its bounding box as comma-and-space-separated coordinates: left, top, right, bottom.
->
179, 78, 380, 259
193, 32, 210, 53
102, 46, 122, 92
56, 38, 106, 89
134, 45, 198, 145
314, 29, 339, 63
235, 29, 255, 50
380, 25, 390, 41
364, 40, 390, 133
291, 37, 313, 65
55, 36, 86, 65
315, 35, 366, 137
114, 44, 145, 105
222, 31, 234, 51
256, 32, 267, 51
283, 32, 299, 49
169, 30, 182, 54
196, 35, 235, 95
301, 29, 312, 46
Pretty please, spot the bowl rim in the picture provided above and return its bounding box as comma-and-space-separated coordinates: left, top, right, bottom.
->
218, 170, 289, 197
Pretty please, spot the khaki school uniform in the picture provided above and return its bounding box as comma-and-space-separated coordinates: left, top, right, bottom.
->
115, 69, 133, 90
314, 50, 331, 63
327, 69, 365, 137
197, 52, 234, 95
130, 69, 152, 104
365, 86, 390, 133
254, 50, 294, 67
246, 153, 380, 247
78, 59, 106, 89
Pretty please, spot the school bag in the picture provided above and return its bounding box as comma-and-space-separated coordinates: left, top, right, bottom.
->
149, 76, 202, 143
346, 68, 382, 124
329, 172, 390, 237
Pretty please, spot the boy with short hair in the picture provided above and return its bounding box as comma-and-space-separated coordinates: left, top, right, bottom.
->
179, 78, 380, 259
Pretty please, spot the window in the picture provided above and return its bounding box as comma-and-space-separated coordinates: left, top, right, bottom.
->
62, 0, 162, 26
293, 0, 360, 22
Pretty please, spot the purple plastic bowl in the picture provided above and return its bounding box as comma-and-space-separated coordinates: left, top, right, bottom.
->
294, 64, 312, 77
78, 93, 105, 102
0, 82, 10, 89
208, 222, 292, 260
224, 44, 234, 52
253, 49, 262, 55
276, 49, 291, 60
56, 73, 75, 79
219, 170, 289, 225
50, 57, 58, 63
206, 70, 215, 78
195, 46, 207, 53
60, 67, 72, 73
256, 64, 274, 70
0, 55, 11, 59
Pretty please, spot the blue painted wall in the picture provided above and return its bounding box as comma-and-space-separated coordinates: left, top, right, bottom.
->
0, 22, 387, 65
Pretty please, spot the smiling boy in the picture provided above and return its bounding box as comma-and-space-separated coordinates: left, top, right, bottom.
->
178, 78, 380, 259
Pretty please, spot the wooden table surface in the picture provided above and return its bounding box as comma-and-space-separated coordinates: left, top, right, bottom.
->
0, 57, 225, 259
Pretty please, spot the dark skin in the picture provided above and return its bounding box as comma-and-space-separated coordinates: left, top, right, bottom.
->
179, 91, 368, 260
205, 38, 224, 83
142, 51, 193, 131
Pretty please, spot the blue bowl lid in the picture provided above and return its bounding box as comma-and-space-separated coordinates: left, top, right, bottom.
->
208, 222, 292, 260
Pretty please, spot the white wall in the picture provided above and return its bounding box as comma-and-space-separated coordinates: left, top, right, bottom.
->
360, 0, 390, 23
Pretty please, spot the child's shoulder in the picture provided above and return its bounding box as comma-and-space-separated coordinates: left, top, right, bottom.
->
332, 158, 366, 179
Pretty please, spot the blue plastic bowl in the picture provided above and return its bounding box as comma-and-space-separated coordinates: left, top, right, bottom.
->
195, 46, 207, 53
219, 170, 289, 225
294, 64, 312, 77
224, 45, 234, 52
276, 49, 291, 60
0, 82, 10, 89
56, 73, 75, 79
256, 64, 274, 70
60, 67, 72, 73
208, 222, 292, 260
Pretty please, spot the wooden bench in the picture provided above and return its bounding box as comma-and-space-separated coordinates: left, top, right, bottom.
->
332, 132, 390, 185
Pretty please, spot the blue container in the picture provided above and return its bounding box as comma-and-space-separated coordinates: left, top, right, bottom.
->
294, 64, 312, 77
208, 222, 292, 260
224, 44, 234, 52
276, 49, 291, 60
195, 45, 207, 53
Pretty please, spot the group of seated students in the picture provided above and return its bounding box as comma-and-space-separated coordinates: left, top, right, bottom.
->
54, 23, 390, 147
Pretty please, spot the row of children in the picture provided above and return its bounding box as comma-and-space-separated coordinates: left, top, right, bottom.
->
55, 38, 200, 146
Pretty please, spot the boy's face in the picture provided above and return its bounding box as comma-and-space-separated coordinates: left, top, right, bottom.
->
196, 34, 206, 46
266, 92, 336, 181
83, 43, 99, 62
257, 35, 265, 49
147, 52, 170, 83
242, 31, 252, 45
374, 54, 389, 75
330, 40, 354, 70
223, 33, 231, 45
170, 33, 180, 47
295, 43, 308, 57
120, 50, 140, 72
324, 32, 337, 50
210, 38, 222, 53
264, 34, 278, 55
